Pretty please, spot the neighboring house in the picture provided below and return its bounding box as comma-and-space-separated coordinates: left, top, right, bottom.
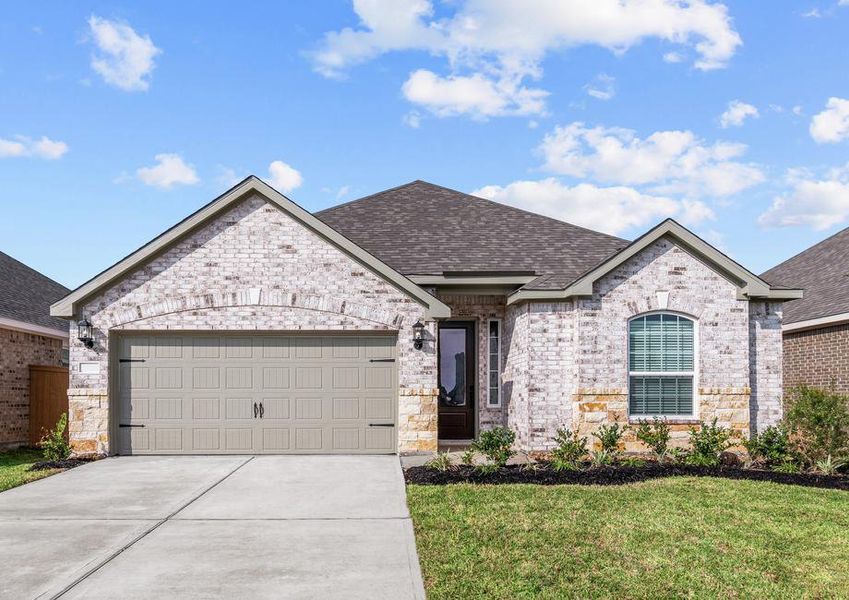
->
762, 227, 849, 394
51, 177, 800, 456
0, 251, 69, 448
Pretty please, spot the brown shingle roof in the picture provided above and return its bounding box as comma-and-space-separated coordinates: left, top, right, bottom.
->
761, 226, 849, 324
0, 251, 69, 332
315, 180, 628, 289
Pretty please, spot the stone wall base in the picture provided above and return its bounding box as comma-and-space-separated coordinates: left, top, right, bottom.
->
398, 387, 438, 454
67, 388, 109, 457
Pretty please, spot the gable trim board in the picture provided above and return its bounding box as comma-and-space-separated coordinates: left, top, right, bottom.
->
507, 220, 803, 305
782, 311, 849, 333
51, 176, 450, 320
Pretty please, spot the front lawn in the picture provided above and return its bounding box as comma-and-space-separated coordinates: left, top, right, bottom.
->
0, 448, 59, 492
408, 477, 849, 599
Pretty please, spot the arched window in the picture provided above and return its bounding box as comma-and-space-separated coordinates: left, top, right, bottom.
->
628, 313, 695, 417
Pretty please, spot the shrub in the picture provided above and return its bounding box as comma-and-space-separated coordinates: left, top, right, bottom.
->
686, 418, 733, 467
550, 428, 587, 471
424, 451, 454, 472
814, 455, 846, 475
40, 413, 71, 462
784, 386, 849, 467
743, 425, 795, 468
633, 418, 671, 461
592, 423, 626, 455
460, 448, 475, 467
471, 427, 516, 468
589, 449, 613, 467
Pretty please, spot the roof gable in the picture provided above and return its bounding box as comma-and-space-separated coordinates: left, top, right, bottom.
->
51, 177, 450, 319
508, 219, 802, 305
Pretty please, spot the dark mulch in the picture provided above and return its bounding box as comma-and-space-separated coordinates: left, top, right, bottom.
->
405, 463, 849, 491
28, 458, 94, 471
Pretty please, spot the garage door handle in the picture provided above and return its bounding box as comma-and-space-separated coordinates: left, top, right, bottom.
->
253, 403, 258, 418
259, 402, 264, 419
369, 423, 394, 427
369, 359, 395, 363
119, 424, 145, 428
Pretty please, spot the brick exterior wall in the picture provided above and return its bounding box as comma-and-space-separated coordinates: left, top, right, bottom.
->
784, 324, 849, 394
0, 327, 64, 448
504, 238, 784, 452
68, 194, 438, 455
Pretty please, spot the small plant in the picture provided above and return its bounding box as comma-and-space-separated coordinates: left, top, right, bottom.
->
743, 425, 795, 468
592, 422, 626, 455
784, 386, 849, 468
40, 413, 71, 462
460, 448, 475, 467
814, 454, 846, 475
589, 449, 613, 467
550, 428, 587, 471
667, 447, 689, 464
772, 460, 802, 474
471, 427, 516, 468
686, 418, 733, 467
619, 456, 647, 468
474, 462, 500, 475
424, 451, 454, 472
633, 418, 671, 461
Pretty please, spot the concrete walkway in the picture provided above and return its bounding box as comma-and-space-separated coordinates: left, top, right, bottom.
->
0, 456, 425, 600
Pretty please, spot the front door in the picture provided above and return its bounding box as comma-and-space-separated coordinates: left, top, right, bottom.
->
437, 321, 476, 439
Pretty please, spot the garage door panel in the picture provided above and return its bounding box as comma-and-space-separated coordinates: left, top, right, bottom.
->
117, 334, 396, 455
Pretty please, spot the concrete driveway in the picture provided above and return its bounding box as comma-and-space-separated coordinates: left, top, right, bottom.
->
0, 456, 424, 600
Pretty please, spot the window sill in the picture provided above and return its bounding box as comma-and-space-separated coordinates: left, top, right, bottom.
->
627, 416, 700, 425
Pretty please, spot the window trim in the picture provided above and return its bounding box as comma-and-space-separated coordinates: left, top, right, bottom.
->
487, 318, 502, 408
627, 311, 699, 420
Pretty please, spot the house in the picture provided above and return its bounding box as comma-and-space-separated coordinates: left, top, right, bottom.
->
0, 251, 69, 448
51, 177, 801, 456
762, 227, 849, 395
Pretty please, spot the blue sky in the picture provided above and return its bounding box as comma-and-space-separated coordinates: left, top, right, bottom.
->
2, 1, 849, 288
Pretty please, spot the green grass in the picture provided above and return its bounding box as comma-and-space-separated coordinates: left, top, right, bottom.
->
407, 478, 849, 599
0, 447, 59, 492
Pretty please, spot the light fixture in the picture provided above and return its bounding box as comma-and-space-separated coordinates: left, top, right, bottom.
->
77, 318, 94, 349
412, 320, 425, 350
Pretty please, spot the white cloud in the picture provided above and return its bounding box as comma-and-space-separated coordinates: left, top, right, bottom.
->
809, 97, 849, 143
792, 105, 804, 116
663, 51, 684, 63
312, 0, 741, 118
402, 110, 422, 128
136, 154, 199, 189
584, 73, 615, 101
215, 166, 241, 189
802, 8, 822, 18
472, 178, 713, 235
759, 164, 849, 230
719, 100, 759, 128
0, 135, 68, 159
401, 69, 547, 119
87, 16, 161, 92
267, 160, 303, 193
538, 122, 764, 198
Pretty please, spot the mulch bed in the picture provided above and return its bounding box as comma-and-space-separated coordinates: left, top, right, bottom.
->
28, 458, 96, 471
405, 463, 849, 491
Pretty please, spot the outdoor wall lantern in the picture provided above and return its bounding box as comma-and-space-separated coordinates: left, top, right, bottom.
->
77, 318, 94, 349
412, 320, 425, 350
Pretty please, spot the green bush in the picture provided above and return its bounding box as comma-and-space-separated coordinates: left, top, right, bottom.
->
743, 425, 796, 469
633, 418, 671, 460
39, 413, 70, 462
784, 386, 849, 467
460, 448, 475, 467
550, 428, 587, 471
424, 451, 454, 472
471, 427, 516, 468
686, 418, 733, 467
592, 423, 626, 455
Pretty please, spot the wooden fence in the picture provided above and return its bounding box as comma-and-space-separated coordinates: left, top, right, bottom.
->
29, 365, 69, 445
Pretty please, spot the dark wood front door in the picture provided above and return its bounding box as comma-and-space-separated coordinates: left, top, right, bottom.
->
438, 321, 476, 439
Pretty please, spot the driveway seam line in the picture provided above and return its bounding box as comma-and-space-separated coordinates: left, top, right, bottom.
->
48, 456, 255, 600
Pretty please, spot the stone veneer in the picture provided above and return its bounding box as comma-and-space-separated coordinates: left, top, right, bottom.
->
0, 327, 65, 448
502, 238, 784, 452
68, 194, 438, 455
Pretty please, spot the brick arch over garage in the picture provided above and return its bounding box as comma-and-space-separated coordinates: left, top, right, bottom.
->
97, 288, 408, 330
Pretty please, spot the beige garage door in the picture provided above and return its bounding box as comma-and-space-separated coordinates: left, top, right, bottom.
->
115, 334, 397, 454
